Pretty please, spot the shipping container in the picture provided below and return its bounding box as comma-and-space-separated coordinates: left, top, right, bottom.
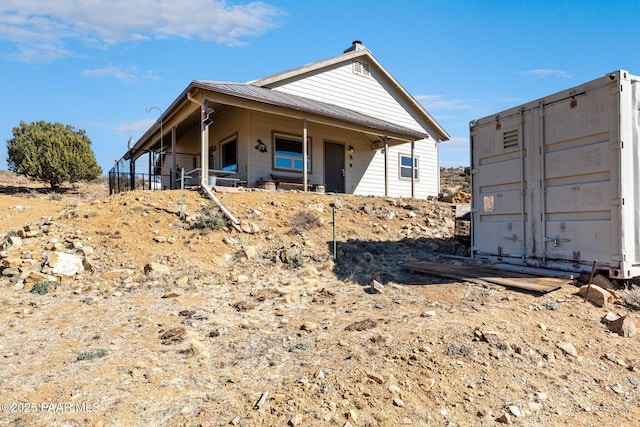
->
469, 70, 640, 279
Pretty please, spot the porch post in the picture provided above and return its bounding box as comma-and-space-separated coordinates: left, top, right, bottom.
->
303, 118, 308, 192
410, 140, 415, 198
384, 136, 389, 197
201, 106, 209, 186
129, 152, 135, 191
171, 127, 177, 189
148, 150, 152, 190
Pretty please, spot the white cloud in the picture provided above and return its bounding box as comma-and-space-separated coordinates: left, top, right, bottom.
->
82, 65, 160, 83
86, 119, 156, 135
443, 137, 469, 150
439, 137, 471, 168
415, 94, 474, 111
523, 69, 573, 79
0, 0, 285, 62
116, 118, 157, 135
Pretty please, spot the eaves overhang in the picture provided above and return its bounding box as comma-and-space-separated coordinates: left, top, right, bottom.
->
131, 79, 431, 154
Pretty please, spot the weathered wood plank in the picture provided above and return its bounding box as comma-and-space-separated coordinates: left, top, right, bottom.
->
491, 263, 577, 280
405, 261, 567, 293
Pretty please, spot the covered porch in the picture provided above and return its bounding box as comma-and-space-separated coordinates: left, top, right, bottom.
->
109, 81, 429, 196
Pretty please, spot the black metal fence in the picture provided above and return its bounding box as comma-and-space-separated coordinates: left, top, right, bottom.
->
109, 150, 198, 194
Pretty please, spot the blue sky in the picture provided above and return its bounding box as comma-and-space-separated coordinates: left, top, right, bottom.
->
1, 0, 639, 173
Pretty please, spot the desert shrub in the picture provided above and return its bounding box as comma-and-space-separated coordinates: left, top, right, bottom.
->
621, 284, 640, 310
289, 210, 323, 235
30, 280, 59, 295
287, 253, 305, 268
443, 341, 476, 357
77, 348, 108, 361
192, 209, 227, 230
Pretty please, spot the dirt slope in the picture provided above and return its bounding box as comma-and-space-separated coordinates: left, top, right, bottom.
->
1, 174, 639, 427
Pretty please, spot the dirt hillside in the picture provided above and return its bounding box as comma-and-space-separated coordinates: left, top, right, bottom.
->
1, 172, 639, 427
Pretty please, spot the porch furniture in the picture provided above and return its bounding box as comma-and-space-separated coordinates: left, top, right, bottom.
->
270, 174, 325, 193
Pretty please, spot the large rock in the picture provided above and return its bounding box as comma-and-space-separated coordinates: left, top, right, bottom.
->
592, 274, 615, 290
25, 271, 58, 286
2, 257, 25, 268
604, 315, 637, 338
240, 222, 260, 234
47, 251, 84, 276
7, 236, 23, 247
143, 262, 170, 276
556, 341, 578, 357
577, 284, 612, 307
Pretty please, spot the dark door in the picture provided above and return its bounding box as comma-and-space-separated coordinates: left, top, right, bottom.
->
324, 142, 345, 193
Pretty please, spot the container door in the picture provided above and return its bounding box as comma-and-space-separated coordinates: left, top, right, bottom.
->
537, 83, 621, 270
471, 113, 527, 261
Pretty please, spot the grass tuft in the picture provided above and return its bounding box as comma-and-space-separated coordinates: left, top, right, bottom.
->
30, 280, 59, 295
77, 348, 108, 361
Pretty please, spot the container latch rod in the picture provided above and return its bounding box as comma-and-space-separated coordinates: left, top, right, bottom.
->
545, 236, 570, 247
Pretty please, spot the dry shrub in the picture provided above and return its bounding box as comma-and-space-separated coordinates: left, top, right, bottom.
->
622, 284, 640, 310
444, 341, 477, 357
289, 210, 323, 235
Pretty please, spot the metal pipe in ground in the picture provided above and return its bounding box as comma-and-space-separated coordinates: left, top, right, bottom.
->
332, 205, 337, 259
583, 259, 598, 302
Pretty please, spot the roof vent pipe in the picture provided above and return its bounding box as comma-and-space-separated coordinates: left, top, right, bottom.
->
343, 40, 364, 53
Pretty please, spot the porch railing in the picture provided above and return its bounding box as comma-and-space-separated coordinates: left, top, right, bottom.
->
108, 150, 199, 194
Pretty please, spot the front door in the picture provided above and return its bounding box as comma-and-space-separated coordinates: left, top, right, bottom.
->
324, 142, 345, 193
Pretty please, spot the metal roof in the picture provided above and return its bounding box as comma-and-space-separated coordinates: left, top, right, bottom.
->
192, 80, 430, 140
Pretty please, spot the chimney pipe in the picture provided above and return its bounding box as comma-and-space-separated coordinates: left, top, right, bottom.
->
343, 40, 364, 53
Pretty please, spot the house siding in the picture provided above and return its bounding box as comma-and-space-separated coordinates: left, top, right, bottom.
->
246, 111, 327, 186
260, 60, 440, 197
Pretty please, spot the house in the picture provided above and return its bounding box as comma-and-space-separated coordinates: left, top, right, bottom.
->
112, 41, 449, 198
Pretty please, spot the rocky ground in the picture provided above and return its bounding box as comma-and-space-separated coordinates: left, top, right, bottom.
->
1, 171, 639, 427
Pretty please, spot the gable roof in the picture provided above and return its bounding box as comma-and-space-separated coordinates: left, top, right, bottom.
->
192, 80, 430, 140
250, 44, 450, 141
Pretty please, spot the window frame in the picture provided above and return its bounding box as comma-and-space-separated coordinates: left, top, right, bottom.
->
398, 153, 419, 181
272, 132, 312, 173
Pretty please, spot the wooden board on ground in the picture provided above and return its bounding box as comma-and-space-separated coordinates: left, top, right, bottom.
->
405, 261, 569, 293
212, 185, 242, 193
491, 263, 578, 280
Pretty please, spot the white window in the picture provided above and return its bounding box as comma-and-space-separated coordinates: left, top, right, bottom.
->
273, 133, 311, 172
399, 154, 419, 180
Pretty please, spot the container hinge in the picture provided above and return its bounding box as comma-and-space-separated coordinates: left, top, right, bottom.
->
504, 234, 522, 241
470, 208, 480, 213
545, 236, 570, 247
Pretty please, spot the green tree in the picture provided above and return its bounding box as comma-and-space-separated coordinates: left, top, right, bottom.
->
6, 120, 102, 189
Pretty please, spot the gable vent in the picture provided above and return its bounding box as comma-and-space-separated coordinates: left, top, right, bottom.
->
353, 60, 370, 77
503, 129, 519, 149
